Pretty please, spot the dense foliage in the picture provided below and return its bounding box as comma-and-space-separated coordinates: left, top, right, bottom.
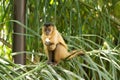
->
0, 0, 120, 80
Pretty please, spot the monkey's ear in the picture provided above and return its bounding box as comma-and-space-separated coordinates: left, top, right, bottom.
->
43, 22, 54, 27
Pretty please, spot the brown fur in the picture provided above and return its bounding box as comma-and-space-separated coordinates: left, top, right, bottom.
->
41, 23, 84, 64
54, 43, 84, 64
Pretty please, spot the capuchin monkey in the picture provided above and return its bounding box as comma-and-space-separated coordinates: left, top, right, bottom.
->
41, 22, 84, 65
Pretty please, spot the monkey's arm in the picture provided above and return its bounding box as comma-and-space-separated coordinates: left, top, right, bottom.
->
45, 38, 52, 46
57, 32, 68, 49
46, 31, 67, 51
42, 36, 56, 51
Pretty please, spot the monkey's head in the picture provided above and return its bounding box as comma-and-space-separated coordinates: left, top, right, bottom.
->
42, 22, 56, 36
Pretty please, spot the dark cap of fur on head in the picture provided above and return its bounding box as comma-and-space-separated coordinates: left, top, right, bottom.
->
44, 22, 54, 27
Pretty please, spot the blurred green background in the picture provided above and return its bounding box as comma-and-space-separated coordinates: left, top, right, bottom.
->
0, 0, 120, 80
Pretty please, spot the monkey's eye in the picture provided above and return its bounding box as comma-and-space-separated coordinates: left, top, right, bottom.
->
44, 28, 47, 31
44, 28, 50, 31
44, 28, 51, 35
45, 29, 50, 32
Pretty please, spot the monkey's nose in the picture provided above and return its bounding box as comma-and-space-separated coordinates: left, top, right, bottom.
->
46, 31, 50, 35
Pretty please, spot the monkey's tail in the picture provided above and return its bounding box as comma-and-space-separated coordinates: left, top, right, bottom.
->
65, 50, 85, 60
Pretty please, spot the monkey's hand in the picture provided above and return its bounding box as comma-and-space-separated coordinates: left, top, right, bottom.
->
45, 38, 51, 46
45, 38, 54, 45
45, 38, 56, 50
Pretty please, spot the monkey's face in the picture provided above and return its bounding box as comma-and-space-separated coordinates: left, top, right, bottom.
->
44, 26, 54, 36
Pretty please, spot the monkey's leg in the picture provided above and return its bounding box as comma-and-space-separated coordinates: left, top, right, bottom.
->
47, 50, 55, 64
54, 43, 69, 64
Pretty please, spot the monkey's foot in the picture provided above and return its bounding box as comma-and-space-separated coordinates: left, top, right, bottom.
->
47, 61, 53, 65
47, 61, 58, 65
